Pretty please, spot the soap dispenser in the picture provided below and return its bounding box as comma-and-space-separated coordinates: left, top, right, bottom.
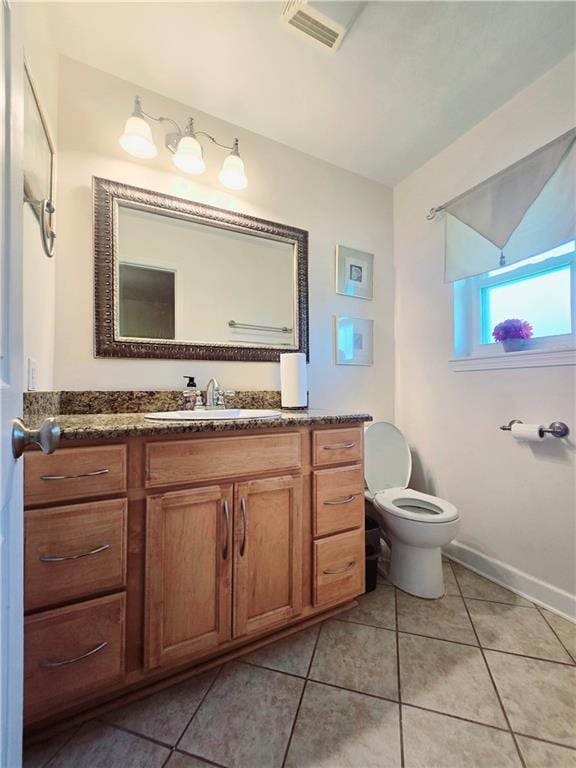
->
182, 376, 198, 411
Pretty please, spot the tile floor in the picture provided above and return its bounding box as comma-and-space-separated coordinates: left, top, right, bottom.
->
24, 560, 576, 768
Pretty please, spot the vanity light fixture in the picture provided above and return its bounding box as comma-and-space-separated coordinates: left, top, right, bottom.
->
119, 96, 248, 190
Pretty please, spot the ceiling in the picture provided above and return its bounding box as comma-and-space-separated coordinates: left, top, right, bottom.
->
45, 1, 575, 186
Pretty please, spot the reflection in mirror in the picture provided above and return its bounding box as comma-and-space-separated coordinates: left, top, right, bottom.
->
116, 204, 296, 347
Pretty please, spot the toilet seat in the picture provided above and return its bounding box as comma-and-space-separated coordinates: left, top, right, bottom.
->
373, 488, 458, 524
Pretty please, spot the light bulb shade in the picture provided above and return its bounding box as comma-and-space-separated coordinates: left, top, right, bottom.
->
119, 115, 157, 159
172, 135, 206, 175
218, 152, 248, 190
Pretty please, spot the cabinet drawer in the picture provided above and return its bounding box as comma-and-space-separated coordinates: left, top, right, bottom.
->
25, 445, 127, 506
146, 433, 302, 488
313, 427, 363, 467
25, 499, 127, 612
313, 529, 364, 607
314, 465, 364, 537
24, 593, 125, 723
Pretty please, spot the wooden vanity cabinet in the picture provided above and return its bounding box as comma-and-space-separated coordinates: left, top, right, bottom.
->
145, 485, 233, 669
234, 475, 302, 639
23, 422, 366, 731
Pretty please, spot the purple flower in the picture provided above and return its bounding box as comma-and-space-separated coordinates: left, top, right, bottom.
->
492, 318, 534, 342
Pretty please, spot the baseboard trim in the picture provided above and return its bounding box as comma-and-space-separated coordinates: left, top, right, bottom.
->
444, 540, 576, 622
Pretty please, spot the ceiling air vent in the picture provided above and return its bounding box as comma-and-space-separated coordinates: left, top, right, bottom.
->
281, 1, 363, 52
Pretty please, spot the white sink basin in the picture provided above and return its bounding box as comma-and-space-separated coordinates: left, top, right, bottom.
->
144, 408, 282, 421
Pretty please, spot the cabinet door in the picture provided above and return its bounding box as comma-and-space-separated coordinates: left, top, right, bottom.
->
234, 475, 302, 638
146, 485, 233, 669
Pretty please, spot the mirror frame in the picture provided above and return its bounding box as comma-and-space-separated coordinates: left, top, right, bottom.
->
93, 177, 309, 362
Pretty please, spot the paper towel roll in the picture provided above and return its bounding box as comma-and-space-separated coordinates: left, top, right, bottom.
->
511, 422, 544, 442
281, 353, 308, 409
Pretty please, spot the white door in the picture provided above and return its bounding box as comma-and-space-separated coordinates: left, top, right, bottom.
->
0, 1, 24, 766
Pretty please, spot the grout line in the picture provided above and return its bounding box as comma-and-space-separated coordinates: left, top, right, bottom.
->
511, 731, 576, 752
454, 561, 528, 768
236, 658, 307, 679
394, 586, 405, 768
37, 723, 82, 768
279, 622, 324, 768
463, 595, 536, 609
535, 605, 576, 665
333, 615, 575, 667
92, 719, 180, 750
173, 665, 224, 754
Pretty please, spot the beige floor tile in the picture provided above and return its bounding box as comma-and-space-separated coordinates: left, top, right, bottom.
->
443, 563, 460, 596
102, 669, 217, 745
399, 634, 506, 728
397, 592, 477, 645
179, 661, 303, 768
23, 728, 78, 768
540, 609, 576, 662
486, 650, 576, 747
166, 752, 216, 768
467, 601, 572, 662
309, 620, 398, 700
240, 625, 319, 676
285, 681, 401, 768
452, 565, 532, 606
402, 706, 522, 768
517, 735, 576, 768
339, 584, 396, 630
48, 721, 169, 768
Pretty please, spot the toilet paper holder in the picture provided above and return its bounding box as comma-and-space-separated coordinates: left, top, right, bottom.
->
499, 420, 570, 438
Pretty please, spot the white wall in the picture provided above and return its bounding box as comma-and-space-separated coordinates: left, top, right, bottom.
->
394, 54, 576, 614
53, 57, 395, 418
21, 4, 58, 390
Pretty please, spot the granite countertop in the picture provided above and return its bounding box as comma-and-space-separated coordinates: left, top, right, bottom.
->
47, 409, 373, 441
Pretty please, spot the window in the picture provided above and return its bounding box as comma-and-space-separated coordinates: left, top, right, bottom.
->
453, 240, 576, 366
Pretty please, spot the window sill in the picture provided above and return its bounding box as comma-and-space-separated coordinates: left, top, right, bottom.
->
450, 346, 576, 372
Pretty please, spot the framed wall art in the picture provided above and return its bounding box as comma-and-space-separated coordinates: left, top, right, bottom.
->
334, 315, 373, 366
335, 245, 373, 300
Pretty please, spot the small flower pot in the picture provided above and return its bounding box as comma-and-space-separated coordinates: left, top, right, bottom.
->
502, 338, 526, 352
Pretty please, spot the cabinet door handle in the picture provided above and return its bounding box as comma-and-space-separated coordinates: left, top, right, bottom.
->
222, 499, 230, 560
40, 468, 110, 481
323, 560, 356, 576
324, 495, 358, 506
39, 640, 108, 668
40, 543, 111, 563
323, 442, 356, 451
240, 497, 247, 557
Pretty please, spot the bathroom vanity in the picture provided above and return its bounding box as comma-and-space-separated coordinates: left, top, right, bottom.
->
23, 409, 370, 732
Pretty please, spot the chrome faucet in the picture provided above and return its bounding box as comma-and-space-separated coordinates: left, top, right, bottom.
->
205, 378, 221, 409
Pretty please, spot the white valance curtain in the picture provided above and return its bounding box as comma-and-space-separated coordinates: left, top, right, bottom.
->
442, 128, 576, 283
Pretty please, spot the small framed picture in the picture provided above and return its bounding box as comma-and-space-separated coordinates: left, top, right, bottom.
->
334, 316, 374, 366
335, 245, 374, 300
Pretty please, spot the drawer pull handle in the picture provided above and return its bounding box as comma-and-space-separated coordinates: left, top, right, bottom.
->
222, 499, 230, 560
39, 640, 108, 668
40, 468, 110, 481
39, 543, 111, 563
323, 442, 356, 451
240, 497, 247, 557
324, 495, 358, 506
323, 560, 356, 576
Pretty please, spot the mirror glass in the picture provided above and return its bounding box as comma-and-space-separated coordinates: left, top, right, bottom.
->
116, 203, 297, 349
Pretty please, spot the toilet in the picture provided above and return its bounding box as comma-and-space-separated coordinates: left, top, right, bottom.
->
364, 421, 460, 599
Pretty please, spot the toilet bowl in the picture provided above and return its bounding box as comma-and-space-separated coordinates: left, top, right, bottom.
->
364, 422, 460, 599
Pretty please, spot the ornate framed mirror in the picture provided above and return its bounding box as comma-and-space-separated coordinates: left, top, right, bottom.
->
93, 177, 309, 361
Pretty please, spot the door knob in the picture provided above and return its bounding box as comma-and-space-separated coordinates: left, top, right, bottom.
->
12, 418, 61, 460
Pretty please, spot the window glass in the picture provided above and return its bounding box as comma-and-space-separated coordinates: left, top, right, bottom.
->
481, 265, 572, 344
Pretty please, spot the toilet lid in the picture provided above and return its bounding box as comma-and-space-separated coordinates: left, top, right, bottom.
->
364, 421, 411, 494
